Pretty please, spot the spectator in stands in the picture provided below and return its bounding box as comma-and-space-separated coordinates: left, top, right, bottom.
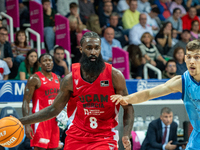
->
86, 14, 102, 36
42, 0, 56, 52
162, 59, 177, 79
129, 13, 153, 45
79, 0, 95, 24
166, 8, 182, 34
167, 29, 191, 57
140, 107, 178, 150
101, 27, 122, 63
12, 30, 31, 65
154, 0, 171, 21
146, 6, 160, 36
137, 0, 151, 13
0, 19, 2, 27
182, 7, 200, 31
57, 0, 78, 17
172, 29, 179, 47
139, 32, 166, 78
190, 20, 200, 40
15, 49, 41, 80
35, 0, 57, 10
66, 2, 82, 25
117, 0, 129, 17
108, 12, 128, 47
127, 44, 144, 79
0, 50, 10, 80
122, 0, 140, 29
170, 0, 186, 17
19, 0, 30, 29
183, 0, 200, 16
52, 46, 69, 77
99, 2, 113, 28
69, 15, 82, 63
76, 24, 86, 46
155, 22, 172, 55
173, 47, 187, 75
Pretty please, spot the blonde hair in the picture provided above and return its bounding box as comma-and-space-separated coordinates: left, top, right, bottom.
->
68, 15, 77, 23
77, 24, 86, 33
186, 40, 200, 51
140, 32, 154, 43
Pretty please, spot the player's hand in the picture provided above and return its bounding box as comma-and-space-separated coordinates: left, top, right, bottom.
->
25, 125, 34, 139
110, 95, 129, 106
122, 136, 131, 150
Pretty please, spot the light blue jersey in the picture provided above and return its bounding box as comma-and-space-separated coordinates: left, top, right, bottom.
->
182, 70, 200, 149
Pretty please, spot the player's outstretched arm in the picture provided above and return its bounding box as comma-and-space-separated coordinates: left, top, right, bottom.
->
111, 75, 182, 105
112, 67, 134, 150
20, 73, 73, 125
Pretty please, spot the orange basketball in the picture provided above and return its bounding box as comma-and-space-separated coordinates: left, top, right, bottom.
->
0, 116, 24, 148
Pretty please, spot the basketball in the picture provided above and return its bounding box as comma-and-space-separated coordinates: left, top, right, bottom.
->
0, 116, 24, 148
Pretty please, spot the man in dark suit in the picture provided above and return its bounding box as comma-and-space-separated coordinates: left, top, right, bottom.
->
141, 107, 178, 150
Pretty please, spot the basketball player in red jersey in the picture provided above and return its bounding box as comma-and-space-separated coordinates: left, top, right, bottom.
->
22, 54, 60, 150
20, 32, 134, 150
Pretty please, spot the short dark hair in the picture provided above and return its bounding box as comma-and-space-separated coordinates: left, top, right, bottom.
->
54, 45, 65, 53
151, 6, 160, 14
186, 40, 200, 52
42, 0, 50, 4
161, 107, 172, 115
166, 59, 176, 68
70, 2, 78, 9
38, 53, 53, 63
173, 8, 181, 15
0, 27, 7, 32
80, 31, 101, 46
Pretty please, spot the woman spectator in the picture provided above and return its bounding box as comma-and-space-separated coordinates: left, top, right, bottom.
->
86, 14, 102, 36
15, 49, 41, 80
155, 22, 172, 56
190, 20, 200, 40
127, 44, 144, 79
173, 47, 187, 75
12, 30, 31, 65
140, 32, 167, 78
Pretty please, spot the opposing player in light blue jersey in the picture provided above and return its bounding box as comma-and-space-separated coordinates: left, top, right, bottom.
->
111, 39, 200, 150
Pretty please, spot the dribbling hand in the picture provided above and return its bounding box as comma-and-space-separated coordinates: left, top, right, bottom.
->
25, 125, 34, 139
110, 95, 129, 106
122, 136, 131, 150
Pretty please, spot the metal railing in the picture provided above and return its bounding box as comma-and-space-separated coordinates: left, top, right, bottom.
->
0, 12, 14, 43
25, 28, 41, 57
143, 63, 162, 79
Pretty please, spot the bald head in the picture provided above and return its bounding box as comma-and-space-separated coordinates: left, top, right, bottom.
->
139, 13, 147, 27
104, 27, 115, 43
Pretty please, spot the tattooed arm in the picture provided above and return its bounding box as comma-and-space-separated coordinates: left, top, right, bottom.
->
112, 68, 134, 150
20, 73, 73, 125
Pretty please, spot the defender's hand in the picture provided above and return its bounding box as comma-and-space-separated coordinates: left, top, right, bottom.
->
110, 95, 129, 106
25, 125, 34, 139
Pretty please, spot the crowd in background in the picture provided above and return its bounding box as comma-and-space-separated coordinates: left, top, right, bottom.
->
0, 0, 199, 81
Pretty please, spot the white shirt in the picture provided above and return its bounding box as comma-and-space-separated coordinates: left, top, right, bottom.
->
129, 23, 153, 45
161, 121, 170, 150
0, 59, 10, 80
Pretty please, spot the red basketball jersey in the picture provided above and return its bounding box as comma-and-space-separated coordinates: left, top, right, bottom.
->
32, 72, 60, 113
67, 63, 120, 134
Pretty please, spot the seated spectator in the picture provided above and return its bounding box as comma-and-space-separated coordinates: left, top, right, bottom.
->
57, 0, 78, 17
183, 0, 200, 16
66, 2, 82, 25
76, 24, 86, 46
172, 29, 179, 47
42, 0, 56, 52
52, 46, 69, 77
15, 49, 41, 80
11, 30, 31, 65
0, 50, 10, 80
167, 29, 191, 57
129, 13, 153, 45
117, 0, 129, 17
69, 15, 82, 63
162, 59, 177, 79
108, 12, 128, 47
122, 0, 140, 29
19, 0, 30, 29
86, 14, 102, 36
139, 32, 166, 78
190, 20, 200, 41
137, 0, 151, 13
140, 107, 178, 150
0, 19, 2, 27
127, 44, 144, 79
166, 8, 182, 34
79, 0, 95, 24
173, 47, 187, 75
99, 1, 113, 28
101, 27, 122, 63
35, 0, 57, 10
146, 6, 160, 36
155, 22, 172, 55
154, 0, 171, 21
182, 7, 200, 31
170, 0, 186, 17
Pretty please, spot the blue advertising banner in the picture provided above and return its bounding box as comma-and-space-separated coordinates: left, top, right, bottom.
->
0, 80, 182, 102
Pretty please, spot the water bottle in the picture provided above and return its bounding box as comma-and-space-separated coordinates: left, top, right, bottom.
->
137, 116, 144, 131
174, 114, 179, 127
151, 115, 155, 121
144, 115, 151, 130
133, 117, 138, 131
